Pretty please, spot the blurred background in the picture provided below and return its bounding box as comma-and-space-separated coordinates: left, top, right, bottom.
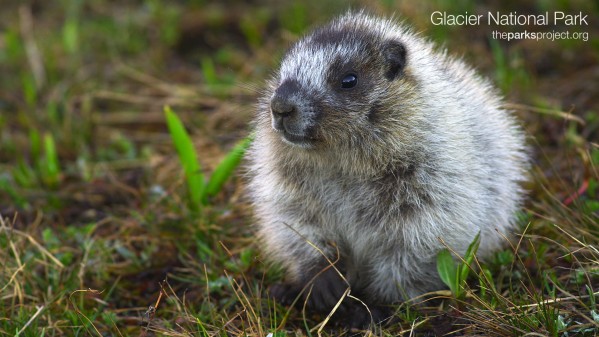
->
0, 0, 598, 336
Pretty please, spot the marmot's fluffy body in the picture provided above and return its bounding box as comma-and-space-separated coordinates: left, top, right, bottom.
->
247, 12, 528, 325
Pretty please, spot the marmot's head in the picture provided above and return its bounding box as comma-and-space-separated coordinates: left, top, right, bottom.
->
265, 12, 421, 151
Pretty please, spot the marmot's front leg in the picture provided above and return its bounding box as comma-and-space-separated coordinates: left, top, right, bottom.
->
270, 261, 348, 312
267, 235, 349, 314
306, 274, 393, 328
266, 232, 395, 327
270, 261, 392, 328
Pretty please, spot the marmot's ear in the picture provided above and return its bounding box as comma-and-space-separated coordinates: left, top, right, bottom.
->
382, 40, 407, 80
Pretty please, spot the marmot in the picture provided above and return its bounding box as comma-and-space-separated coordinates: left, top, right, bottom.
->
247, 12, 528, 327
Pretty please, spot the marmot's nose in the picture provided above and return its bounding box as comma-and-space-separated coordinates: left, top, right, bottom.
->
271, 79, 301, 120
271, 96, 296, 119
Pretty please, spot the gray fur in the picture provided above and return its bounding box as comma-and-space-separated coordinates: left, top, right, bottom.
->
247, 12, 528, 310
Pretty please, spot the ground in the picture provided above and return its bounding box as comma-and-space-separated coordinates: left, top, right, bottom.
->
0, 0, 598, 336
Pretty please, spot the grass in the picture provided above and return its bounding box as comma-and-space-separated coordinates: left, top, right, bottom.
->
437, 233, 481, 303
164, 105, 251, 211
164, 105, 205, 211
1, 0, 598, 336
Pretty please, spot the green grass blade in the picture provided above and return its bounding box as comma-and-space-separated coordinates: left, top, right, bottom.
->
201, 57, 218, 87
437, 248, 457, 295
42, 133, 60, 187
459, 232, 481, 283
22, 73, 37, 106
62, 18, 79, 54
203, 135, 253, 202
164, 106, 204, 209
29, 128, 41, 164
13, 161, 37, 188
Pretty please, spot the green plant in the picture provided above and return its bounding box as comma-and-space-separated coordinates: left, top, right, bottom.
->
12, 161, 37, 188
203, 135, 252, 203
437, 232, 481, 300
0, 175, 29, 209
281, 1, 308, 34
239, 9, 271, 48
1, 130, 62, 206
40, 133, 60, 188
21, 72, 37, 107
200, 57, 218, 88
62, 17, 79, 54
164, 106, 252, 211
489, 39, 531, 95
164, 106, 205, 211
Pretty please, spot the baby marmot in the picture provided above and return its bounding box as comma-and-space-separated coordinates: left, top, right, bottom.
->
247, 11, 528, 327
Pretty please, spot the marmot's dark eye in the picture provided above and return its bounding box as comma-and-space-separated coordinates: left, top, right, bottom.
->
341, 73, 358, 89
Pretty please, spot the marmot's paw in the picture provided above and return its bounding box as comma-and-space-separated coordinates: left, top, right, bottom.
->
268, 283, 301, 306
270, 267, 349, 312
303, 266, 349, 313
336, 304, 392, 329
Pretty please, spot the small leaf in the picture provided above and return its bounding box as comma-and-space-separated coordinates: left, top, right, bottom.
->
203, 135, 253, 202
22, 73, 37, 106
556, 315, 568, 331
239, 248, 255, 267
437, 248, 458, 294
62, 18, 79, 54
29, 129, 41, 165
42, 228, 59, 248
584, 200, 599, 213
42, 133, 60, 187
164, 106, 204, 209
201, 57, 218, 87
495, 249, 514, 265
459, 232, 480, 283
13, 161, 36, 188
479, 265, 495, 299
